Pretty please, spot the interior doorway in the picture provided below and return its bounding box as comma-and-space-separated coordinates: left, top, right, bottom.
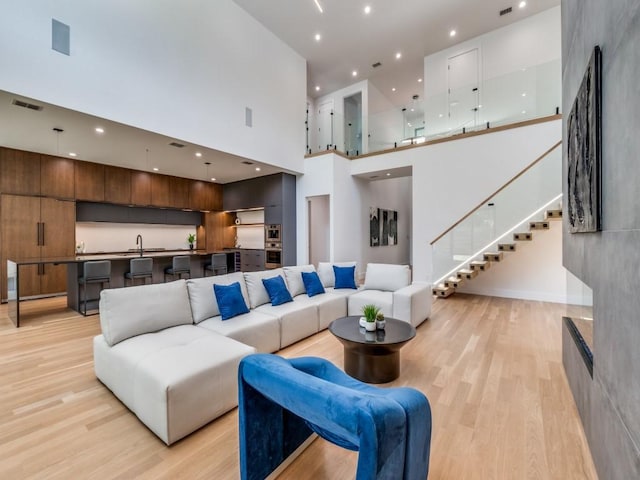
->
317, 100, 334, 151
447, 48, 480, 131
307, 195, 330, 266
343, 92, 362, 155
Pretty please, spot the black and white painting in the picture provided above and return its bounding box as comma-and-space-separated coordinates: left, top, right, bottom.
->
567, 46, 601, 233
370, 207, 398, 246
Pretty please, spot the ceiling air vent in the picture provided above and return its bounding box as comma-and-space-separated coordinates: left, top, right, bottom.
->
12, 99, 43, 111
241, 161, 254, 165
499, 7, 512, 16
169, 141, 185, 148
372, 61, 382, 68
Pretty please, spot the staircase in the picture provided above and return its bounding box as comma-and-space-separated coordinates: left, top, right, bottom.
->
432, 208, 562, 298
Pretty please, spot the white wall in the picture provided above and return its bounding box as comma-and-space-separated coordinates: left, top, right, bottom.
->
455, 220, 570, 303
308, 195, 330, 266
368, 82, 405, 151
360, 177, 412, 266
0, 0, 307, 172
76, 223, 195, 253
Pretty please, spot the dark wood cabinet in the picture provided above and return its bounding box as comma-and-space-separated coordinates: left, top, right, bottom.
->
75, 161, 105, 201
40, 155, 75, 199
0, 195, 75, 299
169, 177, 190, 209
105, 165, 131, 205
151, 174, 171, 207
131, 171, 151, 206
0, 148, 40, 195
190, 181, 212, 211
205, 211, 235, 251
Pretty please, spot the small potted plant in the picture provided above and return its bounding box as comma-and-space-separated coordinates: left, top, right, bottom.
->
361, 304, 380, 332
376, 311, 385, 330
187, 233, 196, 250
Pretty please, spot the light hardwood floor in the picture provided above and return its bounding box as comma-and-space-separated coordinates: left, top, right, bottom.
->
0, 294, 597, 479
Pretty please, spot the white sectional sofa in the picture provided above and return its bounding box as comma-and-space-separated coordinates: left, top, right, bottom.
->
93, 262, 430, 445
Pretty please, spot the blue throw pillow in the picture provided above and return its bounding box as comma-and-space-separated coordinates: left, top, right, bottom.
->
333, 265, 357, 289
301, 271, 325, 297
213, 282, 250, 320
262, 275, 293, 306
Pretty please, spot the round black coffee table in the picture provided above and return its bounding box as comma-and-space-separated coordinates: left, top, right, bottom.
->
329, 316, 416, 383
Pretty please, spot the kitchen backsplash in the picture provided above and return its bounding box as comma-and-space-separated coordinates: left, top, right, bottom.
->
76, 222, 196, 253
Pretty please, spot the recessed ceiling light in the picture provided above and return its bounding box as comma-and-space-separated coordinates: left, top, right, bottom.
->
314, 0, 323, 13
95, 127, 104, 134
68, 152, 77, 157
392, 87, 396, 92
352, 70, 358, 77
408, 123, 412, 127
255, 167, 261, 171
315, 85, 320, 91
364, 5, 371, 14
450, 29, 456, 37
395, 52, 402, 60
153, 167, 159, 171
211, 177, 216, 182
314, 33, 321, 41
521, 92, 527, 97
386, 173, 391, 176
522, 110, 527, 114
438, 113, 443, 118
410, 108, 415, 112
418, 78, 423, 83
195, 152, 202, 157
519, 1, 527, 8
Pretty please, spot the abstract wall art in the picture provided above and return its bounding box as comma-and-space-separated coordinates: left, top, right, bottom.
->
567, 45, 602, 233
370, 207, 398, 247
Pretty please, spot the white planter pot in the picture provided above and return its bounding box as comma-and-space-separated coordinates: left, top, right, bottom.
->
359, 317, 367, 328
364, 321, 376, 332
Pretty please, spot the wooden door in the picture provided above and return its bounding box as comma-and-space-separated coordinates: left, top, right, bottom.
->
104, 166, 131, 204
40, 198, 75, 294
1, 194, 41, 298
41, 155, 75, 199
0, 148, 40, 195
75, 161, 105, 201
131, 171, 151, 206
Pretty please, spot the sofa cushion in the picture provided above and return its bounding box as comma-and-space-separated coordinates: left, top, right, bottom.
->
292, 292, 348, 330
186, 272, 249, 323
198, 310, 281, 353
363, 263, 411, 292
348, 290, 394, 319
302, 271, 325, 297
93, 325, 255, 445
334, 265, 357, 289
255, 301, 319, 349
283, 265, 316, 297
244, 268, 285, 309
99, 280, 193, 347
262, 275, 293, 306
214, 282, 250, 320
317, 261, 357, 288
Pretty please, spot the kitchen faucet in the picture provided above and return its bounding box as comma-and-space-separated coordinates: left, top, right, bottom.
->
136, 234, 143, 257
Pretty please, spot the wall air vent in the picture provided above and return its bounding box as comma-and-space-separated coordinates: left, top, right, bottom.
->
241, 161, 254, 165
12, 99, 43, 111
169, 142, 185, 148
372, 62, 382, 68
499, 7, 512, 16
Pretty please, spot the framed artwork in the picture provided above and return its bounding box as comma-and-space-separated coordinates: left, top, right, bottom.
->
567, 45, 602, 233
370, 207, 398, 246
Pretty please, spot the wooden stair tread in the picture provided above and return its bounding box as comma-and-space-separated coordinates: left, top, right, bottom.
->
483, 252, 503, 262
514, 232, 533, 241
444, 276, 463, 288
545, 209, 563, 219
529, 221, 550, 230
469, 260, 491, 271
457, 269, 478, 279
498, 243, 516, 251
433, 284, 455, 298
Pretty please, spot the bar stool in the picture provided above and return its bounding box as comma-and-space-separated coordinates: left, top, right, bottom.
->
205, 253, 228, 276
125, 257, 154, 286
164, 255, 191, 282
78, 260, 111, 316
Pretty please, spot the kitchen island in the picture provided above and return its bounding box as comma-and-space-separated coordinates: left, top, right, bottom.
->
6, 250, 233, 327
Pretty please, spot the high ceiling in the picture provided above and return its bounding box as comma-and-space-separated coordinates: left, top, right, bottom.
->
235, 0, 560, 107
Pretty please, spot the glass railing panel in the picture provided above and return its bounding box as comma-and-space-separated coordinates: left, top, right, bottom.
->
306, 111, 345, 155
431, 141, 562, 284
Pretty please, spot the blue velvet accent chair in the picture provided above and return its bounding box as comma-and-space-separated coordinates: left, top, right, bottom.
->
238, 354, 432, 480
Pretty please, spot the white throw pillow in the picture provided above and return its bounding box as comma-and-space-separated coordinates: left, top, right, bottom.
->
244, 268, 285, 309
317, 261, 357, 288
363, 263, 411, 292
283, 265, 316, 297
186, 272, 249, 323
